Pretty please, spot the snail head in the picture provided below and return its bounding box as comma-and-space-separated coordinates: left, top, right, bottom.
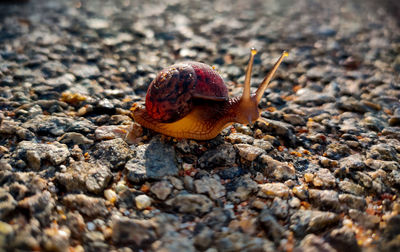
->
235, 49, 288, 125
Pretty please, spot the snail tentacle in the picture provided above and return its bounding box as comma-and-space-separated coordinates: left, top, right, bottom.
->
255, 51, 289, 103
242, 48, 257, 101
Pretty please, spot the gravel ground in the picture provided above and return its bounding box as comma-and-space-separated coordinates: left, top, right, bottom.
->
0, 0, 400, 251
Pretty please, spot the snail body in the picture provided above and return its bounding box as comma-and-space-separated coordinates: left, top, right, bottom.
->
131, 49, 288, 140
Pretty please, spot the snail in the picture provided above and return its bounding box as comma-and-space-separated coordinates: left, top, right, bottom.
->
130, 49, 288, 140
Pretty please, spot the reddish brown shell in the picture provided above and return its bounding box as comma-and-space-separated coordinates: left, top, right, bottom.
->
145, 62, 228, 123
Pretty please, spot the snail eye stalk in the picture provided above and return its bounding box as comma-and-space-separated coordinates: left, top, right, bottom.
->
242, 48, 257, 101
255, 51, 289, 103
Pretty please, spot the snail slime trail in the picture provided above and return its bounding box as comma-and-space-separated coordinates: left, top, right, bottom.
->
131, 49, 288, 140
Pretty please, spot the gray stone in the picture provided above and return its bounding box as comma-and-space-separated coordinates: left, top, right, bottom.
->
64, 212, 85, 239
298, 234, 336, 252
166, 194, 213, 215
382, 215, 400, 240
8, 182, 28, 200
326, 142, 351, 160
103, 33, 134, 46
153, 231, 195, 252
150, 180, 173, 200
294, 88, 335, 106
198, 143, 236, 168
183, 175, 194, 191
57, 132, 94, 146
389, 170, 400, 188
258, 209, 285, 244
0, 188, 17, 219
82, 231, 108, 251
63, 194, 108, 218
367, 143, 398, 162
41, 61, 66, 77
95, 125, 139, 142
42, 226, 71, 252
226, 174, 258, 203
257, 118, 296, 146
18, 191, 55, 226
86, 18, 110, 29
194, 175, 226, 200
283, 113, 306, 126
215, 232, 275, 252
15, 141, 70, 170
313, 168, 336, 188
203, 208, 233, 231
327, 226, 361, 252
339, 154, 365, 170
193, 225, 214, 250
217, 166, 245, 180
112, 216, 157, 247
309, 189, 340, 211
164, 178, 181, 192
379, 215, 400, 252
260, 154, 296, 180
26, 150, 41, 170
337, 96, 368, 113
340, 118, 361, 134
225, 133, 254, 144
69, 64, 100, 79
349, 209, 380, 229
126, 138, 178, 183
338, 194, 366, 210
271, 197, 289, 219
0, 221, 14, 250
0, 119, 20, 135
294, 182, 310, 200
22, 115, 95, 136
135, 194, 152, 210
8, 219, 41, 251
382, 127, 400, 140
365, 159, 400, 171
3, 172, 47, 195
175, 139, 197, 153
152, 213, 181, 237
253, 139, 274, 151
45, 73, 75, 90
290, 210, 339, 237
116, 188, 138, 209
235, 144, 264, 161
258, 182, 290, 199
338, 180, 364, 195
362, 115, 386, 131
306, 120, 327, 133
56, 161, 112, 194
354, 171, 373, 188
93, 138, 133, 170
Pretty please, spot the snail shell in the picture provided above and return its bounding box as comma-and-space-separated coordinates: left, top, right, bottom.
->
145, 62, 228, 123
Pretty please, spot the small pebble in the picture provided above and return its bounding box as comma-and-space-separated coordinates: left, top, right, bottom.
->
104, 189, 117, 203
135, 194, 152, 210
258, 183, 290, 199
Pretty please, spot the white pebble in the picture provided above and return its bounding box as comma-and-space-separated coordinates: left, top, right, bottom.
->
115, 181, 128, 193
87, 222, 95, 231
135, 194, 152, 210
104, 189, 117, 202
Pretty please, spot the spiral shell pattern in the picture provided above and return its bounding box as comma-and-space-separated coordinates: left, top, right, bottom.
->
145, 62, 228, 123
145, 63, 196, 122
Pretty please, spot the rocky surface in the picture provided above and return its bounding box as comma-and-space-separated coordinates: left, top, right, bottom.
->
0, 0, 399, 251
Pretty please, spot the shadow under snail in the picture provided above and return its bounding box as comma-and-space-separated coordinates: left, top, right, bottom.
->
130, 49, 288, 140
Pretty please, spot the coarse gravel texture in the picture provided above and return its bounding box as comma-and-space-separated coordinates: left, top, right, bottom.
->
0, 0, 400, 251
